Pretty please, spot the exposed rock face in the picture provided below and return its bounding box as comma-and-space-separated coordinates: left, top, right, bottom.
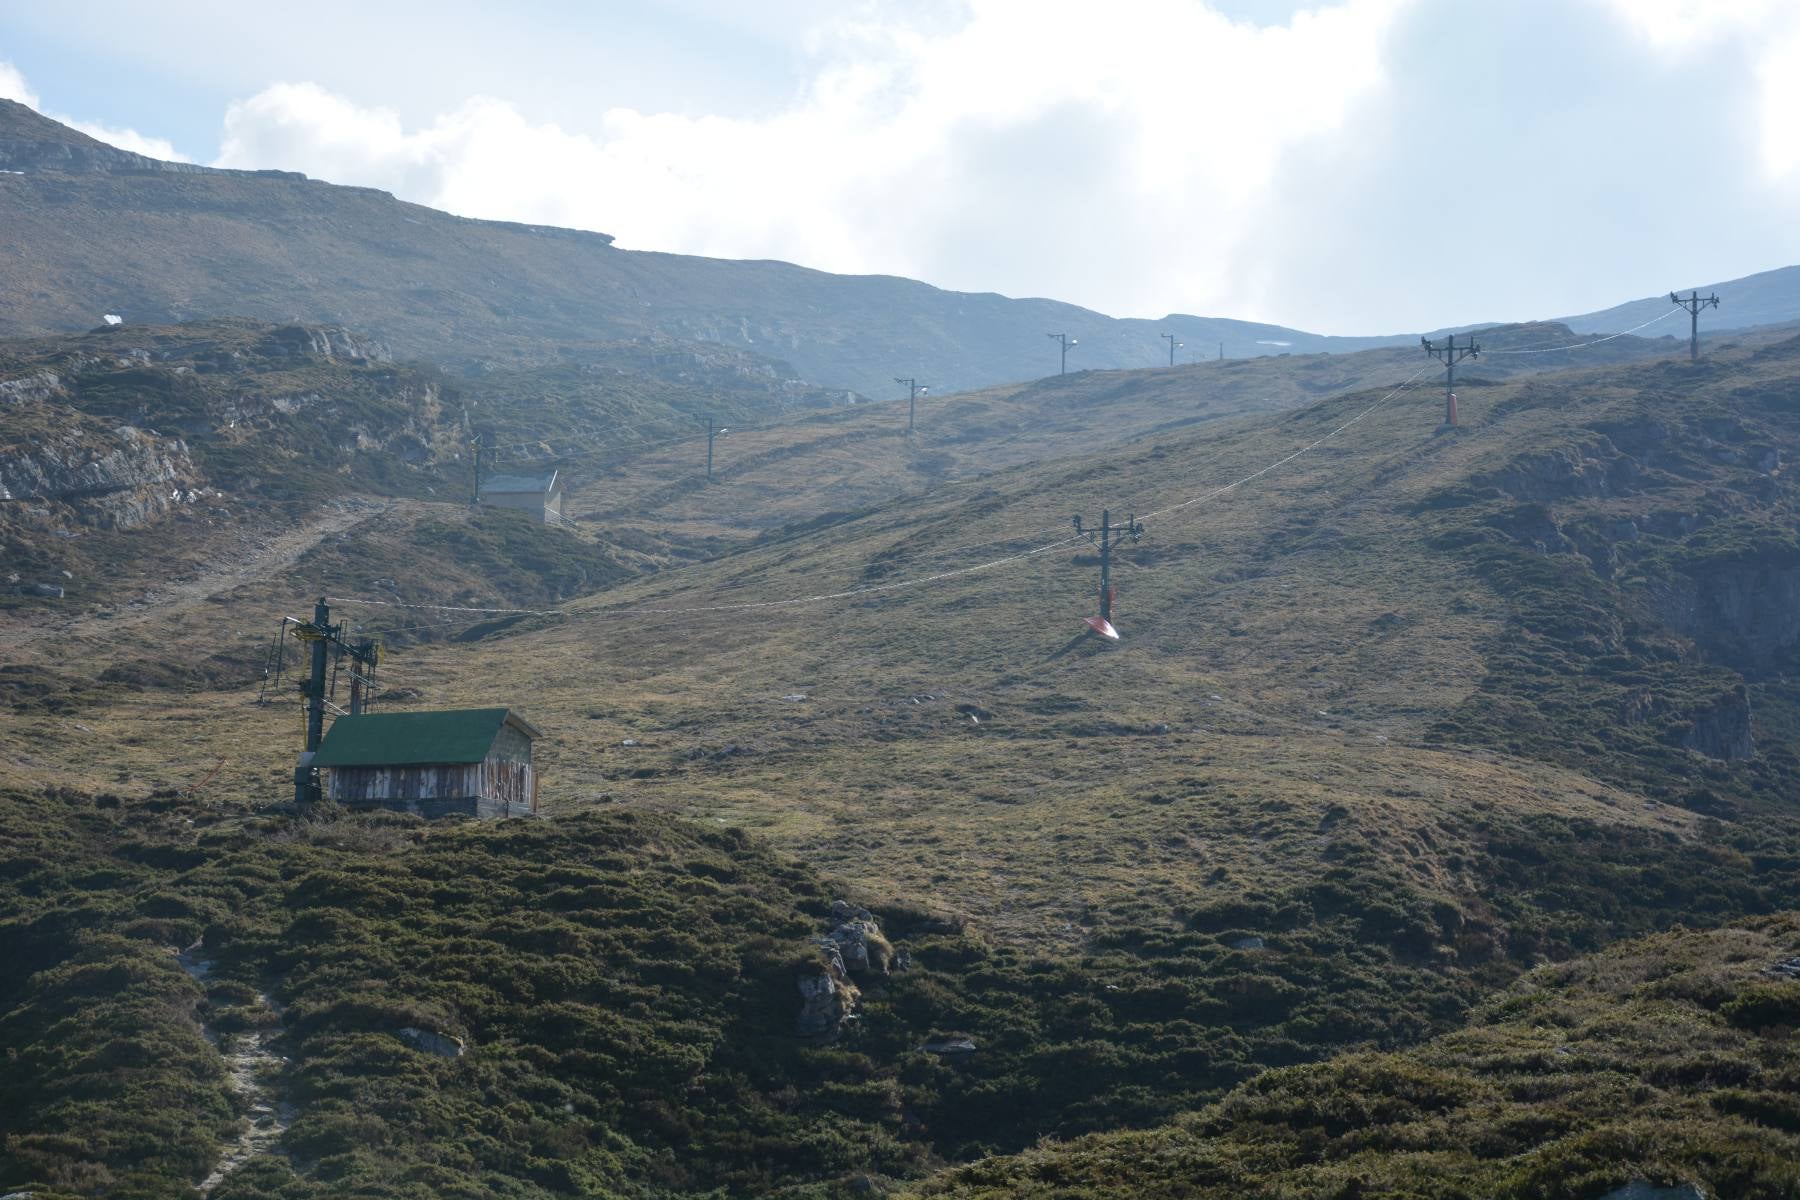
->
0, 370, 64, 404
0, 424, 195, 529
826, 901, 896, 976
920, 1036, 978, 1056
1655, 557, 1800, 672
0, 97, 227, 177
256, 324, 392, 362
797, 903, 903, 1039
1474, 442, 1634, 505
796, 942, 861, 1040
1679, 687, 1755, 762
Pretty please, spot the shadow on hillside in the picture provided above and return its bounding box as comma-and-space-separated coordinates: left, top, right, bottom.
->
1047, 631, 1110, 660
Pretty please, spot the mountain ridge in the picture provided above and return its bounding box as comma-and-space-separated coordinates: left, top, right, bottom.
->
7, 99, 1792, 399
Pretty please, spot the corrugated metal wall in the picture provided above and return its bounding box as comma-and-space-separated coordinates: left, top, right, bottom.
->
481, 491, 554, 523
328, 759, 537, 818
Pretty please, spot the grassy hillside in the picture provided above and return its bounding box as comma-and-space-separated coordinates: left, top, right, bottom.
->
8, 101, 1796, 403
0, 99, 1372, 399
910, 917, 1800, 1199
4, 324, 1800, 1195
538, 319, 1701, 545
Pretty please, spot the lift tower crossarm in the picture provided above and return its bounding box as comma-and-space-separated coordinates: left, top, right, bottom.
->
1420, 333, 1480, 427
1670, 290, 1721, 363
1072, 509, 1143, 624
894, 378, 928, 434
288, 597, 382, 806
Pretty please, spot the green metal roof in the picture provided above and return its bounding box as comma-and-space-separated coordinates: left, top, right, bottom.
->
311, 708, 540, 768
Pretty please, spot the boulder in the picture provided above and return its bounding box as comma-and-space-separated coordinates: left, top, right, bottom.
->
398, 1027, 465, 1058
1596, 1183, 1705, 1200
920, 1036, 978, 1056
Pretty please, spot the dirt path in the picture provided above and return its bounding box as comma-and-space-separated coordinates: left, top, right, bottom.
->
177, 944, 294, 1194
5, 498, 395, 653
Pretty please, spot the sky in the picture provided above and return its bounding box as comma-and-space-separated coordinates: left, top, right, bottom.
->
3, 0, 1798, 334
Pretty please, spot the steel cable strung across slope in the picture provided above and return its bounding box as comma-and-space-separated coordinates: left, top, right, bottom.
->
1481, 306, 1685, 355
330, 530, 1088, 623
326, 311, 1698, 631
484, 390, 929, 469
325, 374, 1432, 624
1134, 367, 1434, 525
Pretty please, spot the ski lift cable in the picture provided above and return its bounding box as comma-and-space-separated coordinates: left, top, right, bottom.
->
328, 313, 1687, 629
329, 374, 1429, 624
1135, 367, 1434, 525
1482, 306, 1685, 356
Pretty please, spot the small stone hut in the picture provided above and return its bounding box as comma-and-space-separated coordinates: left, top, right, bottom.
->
310, 708, 542, 818
478, 469, 564, 523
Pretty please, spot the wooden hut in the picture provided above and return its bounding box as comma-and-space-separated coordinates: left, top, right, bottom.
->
478, 469, 564, 523
310, 708, 542, 818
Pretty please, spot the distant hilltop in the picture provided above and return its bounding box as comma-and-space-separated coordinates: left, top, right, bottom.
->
0, 97, 1794, 397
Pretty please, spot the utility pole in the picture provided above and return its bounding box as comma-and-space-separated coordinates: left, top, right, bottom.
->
1670, 290, 1720, 363
1072, 509, 1143, 626
294, 598, 332, 806
1161, 332, 1182, 366
894, 377, 928, 434
1218, 341, 1224, 362
287, 598, 381, 806
469, 432, 484, 506
1421, 333, 1481, 428
1048, 332, 1077, 375
705, 418, 728, 480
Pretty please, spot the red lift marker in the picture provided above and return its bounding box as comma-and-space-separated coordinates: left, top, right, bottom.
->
1084, 616, 1120, 641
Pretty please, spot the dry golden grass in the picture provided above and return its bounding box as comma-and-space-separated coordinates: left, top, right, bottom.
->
13, 340, 1768, 948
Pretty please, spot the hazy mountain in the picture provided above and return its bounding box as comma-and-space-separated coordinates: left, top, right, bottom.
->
1559, 262, 1800, 335
5, 100, 1796, 401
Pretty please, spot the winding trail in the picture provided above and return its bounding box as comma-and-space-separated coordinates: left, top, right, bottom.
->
177, 943, 294, 1194
4, 498, 395, 654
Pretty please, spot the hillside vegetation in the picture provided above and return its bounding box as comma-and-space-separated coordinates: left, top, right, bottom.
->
4, 294, 1800, 1194
911, 918, 1800, 1199
11, 85, 1800, 1200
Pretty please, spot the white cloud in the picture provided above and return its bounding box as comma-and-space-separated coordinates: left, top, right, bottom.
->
0, 59, 39, 106
17, 1, 1800, 331
63, 119, 185, 161
1599, 0, 1800, 184
1, 61, 188, 162
214, 0, 1412, 321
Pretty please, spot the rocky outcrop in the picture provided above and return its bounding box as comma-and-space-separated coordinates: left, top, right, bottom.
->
796, 943, 861, 1040
1678, 687, 1755, 762
0, 424, 196, 529
796, 903, 902, 1039
1473, 442, 1636, 505
255, 324, 392, 363
1654, 557, 1800, 672
825, 901, 896, 976
0, 370, 64, 405
1596, 1183, 1705, 1200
